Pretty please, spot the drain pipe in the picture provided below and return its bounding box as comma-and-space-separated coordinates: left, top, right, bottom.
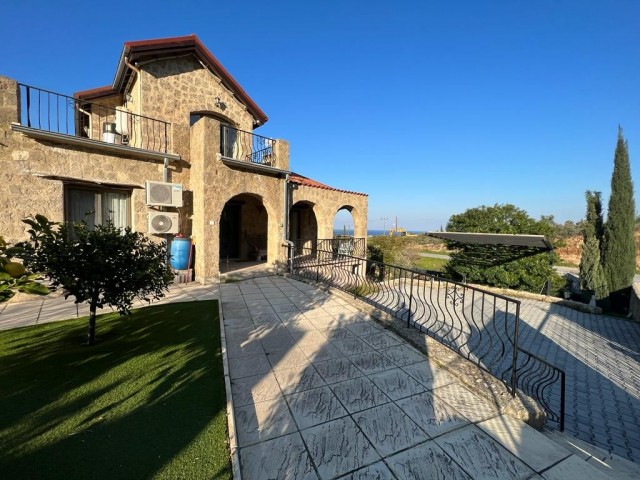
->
163, 157, 169, 183
124, 56, 141, 116
283, 173, 290, 241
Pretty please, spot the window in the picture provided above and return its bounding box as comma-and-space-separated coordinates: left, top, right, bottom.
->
65, 185, 131, 229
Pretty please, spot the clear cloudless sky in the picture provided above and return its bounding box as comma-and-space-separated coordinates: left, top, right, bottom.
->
2, 0, 639, 232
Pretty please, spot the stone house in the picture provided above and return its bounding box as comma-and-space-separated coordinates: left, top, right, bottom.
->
0, 34, 367, 282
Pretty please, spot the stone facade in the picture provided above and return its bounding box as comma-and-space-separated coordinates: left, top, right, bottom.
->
0, 39, 367, 282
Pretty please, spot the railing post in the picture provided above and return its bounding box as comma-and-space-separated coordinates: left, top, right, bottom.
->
407, 273, 414, 327
510, 302, 521, 396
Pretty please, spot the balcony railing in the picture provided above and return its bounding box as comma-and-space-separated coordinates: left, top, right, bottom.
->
220, 125, 277, 167
17, 84, 171, 154
287, 245, 566, 431
292, 237, 366, 259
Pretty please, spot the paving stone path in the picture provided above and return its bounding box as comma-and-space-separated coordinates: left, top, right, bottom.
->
517, 300, 640, 462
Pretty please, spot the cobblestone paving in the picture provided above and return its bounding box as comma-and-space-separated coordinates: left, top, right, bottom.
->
517, 300, 640, 462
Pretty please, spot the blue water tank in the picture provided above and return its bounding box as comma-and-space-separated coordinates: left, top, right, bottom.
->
170, 238, 192, 270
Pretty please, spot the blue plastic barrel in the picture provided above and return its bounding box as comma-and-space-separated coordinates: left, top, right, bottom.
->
170, 238, 192, 270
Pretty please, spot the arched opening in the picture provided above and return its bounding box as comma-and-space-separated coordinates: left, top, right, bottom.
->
289, 201, 318, 254
220, 193, 268, 273
333, 206, 355, 237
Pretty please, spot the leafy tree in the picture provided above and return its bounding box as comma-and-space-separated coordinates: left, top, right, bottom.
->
601, 128, 636, 293
0, 236, 49, 302
579, 191, 608, 299
18, 215, 173, 345
444, 204, 561, 293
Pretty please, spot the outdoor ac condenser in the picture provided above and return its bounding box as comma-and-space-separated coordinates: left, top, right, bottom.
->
145, 181, 183, 207
148, 211, 179, 234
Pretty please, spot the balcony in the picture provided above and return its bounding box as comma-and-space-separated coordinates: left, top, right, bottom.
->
219, 125, 288, 174
12, 84, 177, 161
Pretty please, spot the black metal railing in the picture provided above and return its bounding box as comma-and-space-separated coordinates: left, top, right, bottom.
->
220, 125, 277, 166
18, 84, 171, 153
288, 245, 565, 430
292, 237, 366, 259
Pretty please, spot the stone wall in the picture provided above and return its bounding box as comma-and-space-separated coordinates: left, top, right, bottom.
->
292, 184, 368, 241
0, 76, 168, 243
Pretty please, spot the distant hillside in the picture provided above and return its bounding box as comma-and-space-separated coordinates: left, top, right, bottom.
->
555, 231, 640, 269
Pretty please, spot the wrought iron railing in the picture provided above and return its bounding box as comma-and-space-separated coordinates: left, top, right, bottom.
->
220, 125, 277, 166
288, 246, 565, 431
17, 84, 171, 153
292, 237, 366, 259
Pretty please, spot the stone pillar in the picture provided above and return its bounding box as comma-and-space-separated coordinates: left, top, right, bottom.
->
0, 76, 20, 127
275, 139, 290, 171
190, 116, 221, 282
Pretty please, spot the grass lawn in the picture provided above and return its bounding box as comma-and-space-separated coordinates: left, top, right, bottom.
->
0, 300, 230, 480
415, 256, 449, 272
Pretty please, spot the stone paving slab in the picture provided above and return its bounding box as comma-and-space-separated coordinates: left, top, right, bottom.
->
222, 276, 610, 480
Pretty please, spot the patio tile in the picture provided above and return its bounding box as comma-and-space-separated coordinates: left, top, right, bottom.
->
276, 310, 306, 321
402, 361, 456, 390
234, 397, 297, 446
260, 333, 296, 353
302, 416, 380, 479
286, 385, 348, 429
251, 312, 282, 325
345, 321, 384, 337
436, 425, 535, 479
224, 325, 257, 342
231, 371, 283, 407
368, 368, 427, 400
354, 402, 428, 457
360, 331, 404, 350
338, 461, 395, 479
229, 354, 270, 380
541, 454, 610, 480
303, 342, 345, 363
226, 339, 265, 358
432, 383, 500, 423
378, 344, 426, 367
350, 351, 397, 375
268, 296, 294, 306
289, 330, 327, 346
308, 315, 345, 329
274, 364, 327, 394
303, 308, 331, 319
267, 347, 310, 370
319, 327, 356, 341
314, 357, 364, 384
478, 415, 571, 472
331, 337, 374, 356
283, 318, 318, 332
386, 440, 472, 480
396, 391, 469, 438
272, 303, 301, 314
330, 376, 390, 414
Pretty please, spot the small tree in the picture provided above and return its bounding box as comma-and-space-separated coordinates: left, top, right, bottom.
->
0, 236, 49, 302
580, 191, 608, 299
601, 128, 636, 293
18, 215, 173, 345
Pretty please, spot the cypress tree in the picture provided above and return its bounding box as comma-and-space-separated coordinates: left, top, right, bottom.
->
580, 191, 608, 298
601, 128, 636, 292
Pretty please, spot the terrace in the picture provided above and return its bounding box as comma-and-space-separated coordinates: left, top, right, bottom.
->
11, 84, 178, 161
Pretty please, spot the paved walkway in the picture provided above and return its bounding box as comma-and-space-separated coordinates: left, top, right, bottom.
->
220, 276, 612, 479
517, 300, 640, 462
2, 275, 637, 478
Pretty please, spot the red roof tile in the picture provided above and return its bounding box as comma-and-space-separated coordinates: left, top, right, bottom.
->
290, 173, 367, 197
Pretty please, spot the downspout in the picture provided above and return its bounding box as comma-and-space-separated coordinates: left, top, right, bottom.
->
124, 56, 141, 117
283, 173, 290, 241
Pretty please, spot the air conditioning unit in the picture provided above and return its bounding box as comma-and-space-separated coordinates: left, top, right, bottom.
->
148, 212, 179, 234
145, 181, 183, 207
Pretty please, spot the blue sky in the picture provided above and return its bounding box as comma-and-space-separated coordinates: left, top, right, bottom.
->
2, 0, 639, 231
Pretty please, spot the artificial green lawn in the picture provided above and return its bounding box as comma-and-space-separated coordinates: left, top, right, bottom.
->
0, 300, 231, 480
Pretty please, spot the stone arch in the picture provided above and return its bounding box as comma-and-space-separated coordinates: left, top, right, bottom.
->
219, 192, 274, 270
333, 205, 356, 237
289, 200, 318, 253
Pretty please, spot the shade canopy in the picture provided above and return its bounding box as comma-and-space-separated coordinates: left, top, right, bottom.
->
426, 232, 553, 251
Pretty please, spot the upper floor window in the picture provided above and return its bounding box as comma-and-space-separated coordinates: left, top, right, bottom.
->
65, 185, 131, 229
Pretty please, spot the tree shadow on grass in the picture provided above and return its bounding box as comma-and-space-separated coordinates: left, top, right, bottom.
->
0, 300, 231, 480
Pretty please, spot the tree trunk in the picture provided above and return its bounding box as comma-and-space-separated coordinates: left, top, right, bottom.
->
88, 298, 97, 345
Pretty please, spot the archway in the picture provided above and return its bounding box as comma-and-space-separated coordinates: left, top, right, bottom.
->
289, 201, 318, 254
219, 193, 268, 272
333, 206, 355, 237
